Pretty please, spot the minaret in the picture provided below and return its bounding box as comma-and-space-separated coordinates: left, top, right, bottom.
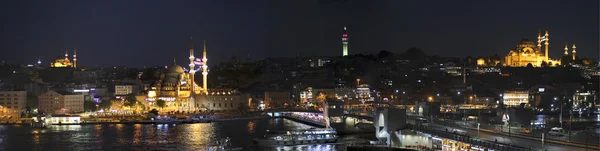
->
342, 25, 348, 56
188, 37, 195, 94
564, 42, 569, 56
64, 49, 69, 59
73, 48, 77, 68
572, 44, 576, 60
544, 29, 549, 61
537, 30, 542, 50
202, 40, 208, 94
188, 37, 195, 112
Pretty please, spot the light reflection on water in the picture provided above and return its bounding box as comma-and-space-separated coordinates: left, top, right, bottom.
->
0, 118, 364, 151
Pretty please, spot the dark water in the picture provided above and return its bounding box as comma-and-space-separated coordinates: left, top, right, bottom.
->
0, 118, 370, 151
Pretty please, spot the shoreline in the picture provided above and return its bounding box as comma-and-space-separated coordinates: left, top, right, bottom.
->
0, 115, 275, 126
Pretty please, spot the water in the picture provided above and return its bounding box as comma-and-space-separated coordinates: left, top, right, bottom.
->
0, 118, 371, 151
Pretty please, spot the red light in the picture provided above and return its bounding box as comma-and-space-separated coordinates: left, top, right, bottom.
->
343, 34, 347, 37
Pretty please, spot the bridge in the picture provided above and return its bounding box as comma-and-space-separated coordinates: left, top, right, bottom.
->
262, 107, 599, 150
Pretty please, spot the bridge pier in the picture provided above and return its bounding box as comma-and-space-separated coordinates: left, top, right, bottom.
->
373, 107, 407, 146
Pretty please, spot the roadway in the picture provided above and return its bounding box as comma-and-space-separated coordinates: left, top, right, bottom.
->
433, 117, 600, 147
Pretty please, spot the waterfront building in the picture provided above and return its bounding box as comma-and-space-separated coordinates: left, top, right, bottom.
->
504, 30, 563, 67
200, 90, 246, 111
146, 40, 247, 112
264, 92, 291, 108
0, 91, 27, 118
38, 90, 84, 114
502, 90, 529, 107
572, 91, 597, 109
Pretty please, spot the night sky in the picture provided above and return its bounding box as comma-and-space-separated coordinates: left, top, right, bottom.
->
1, 0, 598, 67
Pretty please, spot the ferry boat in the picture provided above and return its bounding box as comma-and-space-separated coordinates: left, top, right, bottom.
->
253, 128, 338, 146
31, 114, 52, 128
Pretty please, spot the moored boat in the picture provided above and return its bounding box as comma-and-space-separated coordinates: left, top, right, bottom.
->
253, 128, 338, 146
208, 137, 242, 151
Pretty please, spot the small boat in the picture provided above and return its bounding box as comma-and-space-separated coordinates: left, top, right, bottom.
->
208, 137, 242, 151
153, 115, 182, 124
253, 128, 338, 146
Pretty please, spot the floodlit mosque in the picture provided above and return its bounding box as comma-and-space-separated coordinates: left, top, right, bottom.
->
146, 40, 246, 113
50, 49, 77, 68
502, 29, 576, 67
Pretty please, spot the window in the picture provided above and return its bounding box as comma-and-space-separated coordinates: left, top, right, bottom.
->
219, 103, 221, 107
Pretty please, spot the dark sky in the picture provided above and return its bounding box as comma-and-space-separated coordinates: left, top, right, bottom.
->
1, 0, 598, 67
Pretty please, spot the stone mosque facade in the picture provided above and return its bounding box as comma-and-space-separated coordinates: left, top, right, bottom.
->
146, 41, 246, 113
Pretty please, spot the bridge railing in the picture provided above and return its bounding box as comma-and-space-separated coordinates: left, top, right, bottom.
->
412, 124, 532, 151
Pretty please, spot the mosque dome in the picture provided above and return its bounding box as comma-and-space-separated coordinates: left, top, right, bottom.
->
166, 63, 185, 73
162, 77, 179, 85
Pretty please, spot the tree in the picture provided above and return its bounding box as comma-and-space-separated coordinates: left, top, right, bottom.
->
124, 94, 137, 107
377, 50, 393, 59
99, 100, 112, 110
238, 103, 249, 113
526, 63, 534, 68
540, 61, 548, 68
84, 101, 97, 112
149, 109, 159, 117
155, 99, 166, 111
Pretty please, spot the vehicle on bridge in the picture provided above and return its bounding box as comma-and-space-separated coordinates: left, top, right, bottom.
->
519, 128, 531, 134
548, 127, 565, 136
253, 128, 337, 146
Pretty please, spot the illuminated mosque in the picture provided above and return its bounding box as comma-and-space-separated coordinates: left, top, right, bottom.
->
147, 40, 246, 112
50, 49, 77, 68
503, 29, 576, 67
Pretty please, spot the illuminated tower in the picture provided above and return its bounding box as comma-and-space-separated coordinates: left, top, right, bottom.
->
564, 42, 569, 56
188, 37, 195, 94
64, 49, 69, 59
572, 44, 576, 60
537, 30, 542, 50
73, 48, 77, 68
342, 25, 348, 56
202, 40, 208, 94
544, 29, 549, 61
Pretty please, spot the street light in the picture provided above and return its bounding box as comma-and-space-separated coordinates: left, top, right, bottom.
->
477, 123, 481, 137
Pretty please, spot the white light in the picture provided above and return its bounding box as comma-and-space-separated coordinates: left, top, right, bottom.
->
74, 89, 89, 92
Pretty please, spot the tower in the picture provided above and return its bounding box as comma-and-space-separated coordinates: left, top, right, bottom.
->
188, 37, 196, 112
342, 25, 348, 56
64, 49, 69, 59
73, 48, 77, 68
202, 40, 208, 94
564, 42, 569, 56
572, 44, 576, 60
544, 29, 549, 61
537, 30, 542, 50
188, 37, 195, 94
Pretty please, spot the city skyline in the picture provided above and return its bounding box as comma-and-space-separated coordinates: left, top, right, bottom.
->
0, 0, 598, 68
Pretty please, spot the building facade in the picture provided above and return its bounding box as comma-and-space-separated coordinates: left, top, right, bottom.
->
145, 41, 247, 113
115, 85, 138, 96
264, 92, 291, 108
502, 91, 529, 107
38, 91, 84, 114
0, 91, 27, 118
